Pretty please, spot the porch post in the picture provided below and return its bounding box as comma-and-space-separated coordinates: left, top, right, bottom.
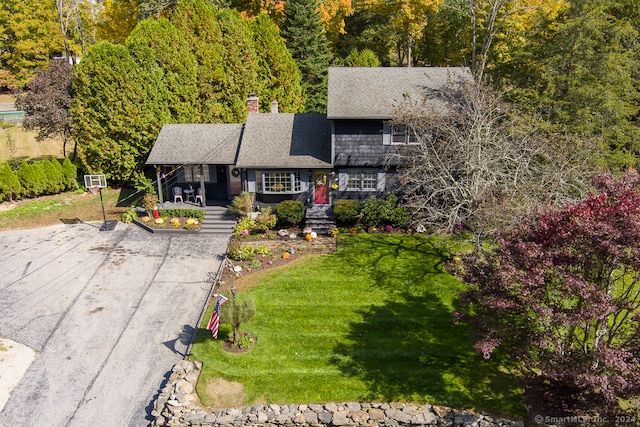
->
199, 164, 206, 207
155, 167, 164, 205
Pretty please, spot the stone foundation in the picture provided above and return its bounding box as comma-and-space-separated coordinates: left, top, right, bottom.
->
151, 361, 525, 427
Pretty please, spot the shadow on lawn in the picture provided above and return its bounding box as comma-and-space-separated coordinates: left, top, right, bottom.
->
332, 234, 525, 417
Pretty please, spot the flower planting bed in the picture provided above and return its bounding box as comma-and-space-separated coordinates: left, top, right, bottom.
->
131, 208, 203, 233
217, 230, 337, 295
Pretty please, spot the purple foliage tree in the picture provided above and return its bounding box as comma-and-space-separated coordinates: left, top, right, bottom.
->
458, 172, 640, 417
16, 59, 74, 158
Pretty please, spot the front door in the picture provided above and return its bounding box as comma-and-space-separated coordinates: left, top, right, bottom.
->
314, 170, 329, 205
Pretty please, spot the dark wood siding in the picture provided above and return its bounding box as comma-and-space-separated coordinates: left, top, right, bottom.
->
333, 120, 404, 167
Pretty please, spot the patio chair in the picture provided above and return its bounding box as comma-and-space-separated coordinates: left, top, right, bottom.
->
172, 186, 183, 203
195, 186, 204, 205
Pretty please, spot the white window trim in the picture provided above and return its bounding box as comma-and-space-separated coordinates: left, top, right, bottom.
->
259, 170, 302, 194
345, 169, 379, 192
383, 123, 419, 145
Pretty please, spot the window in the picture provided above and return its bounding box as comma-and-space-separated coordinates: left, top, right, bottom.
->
347, 169, 377, 191
391, 124, 418, 144
383, 123, 418, 145
259, 171, 301, 193
182, 165, 211, 182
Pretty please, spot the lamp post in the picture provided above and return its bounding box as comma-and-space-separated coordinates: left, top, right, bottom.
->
231, 284, 237, 300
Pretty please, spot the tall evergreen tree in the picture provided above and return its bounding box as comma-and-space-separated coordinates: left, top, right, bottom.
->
250, 13, 304, 112
280, 0, 333, 113
495, 0, 640, 170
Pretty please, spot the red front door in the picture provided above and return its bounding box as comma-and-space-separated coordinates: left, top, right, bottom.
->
314, 171, 329, 205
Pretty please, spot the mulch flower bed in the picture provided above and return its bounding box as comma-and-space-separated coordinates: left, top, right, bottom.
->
216, 229, 337, 296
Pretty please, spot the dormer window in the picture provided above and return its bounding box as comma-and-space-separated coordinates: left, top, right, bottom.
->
383, 123, 419, 145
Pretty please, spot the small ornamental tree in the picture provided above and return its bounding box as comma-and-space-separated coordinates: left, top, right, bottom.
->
458, 172, 640, 417
221, 296, 256, 346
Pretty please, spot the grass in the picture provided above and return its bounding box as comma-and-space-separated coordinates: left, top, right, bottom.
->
0, 126, 64, 162
0, 188, 135, 229
191, 233, 525, 417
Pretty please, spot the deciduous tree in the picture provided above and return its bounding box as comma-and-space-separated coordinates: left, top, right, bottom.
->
396, 81, 595, 234
16, 60, 75, 158
0, 0, 64, 89
458, 171, 640, 417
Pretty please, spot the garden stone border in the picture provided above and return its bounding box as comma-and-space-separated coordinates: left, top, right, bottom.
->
151, 360, 526, 427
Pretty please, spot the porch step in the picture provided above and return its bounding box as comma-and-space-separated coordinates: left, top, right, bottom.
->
201, 205, 236, 234
304, 206, 336, 235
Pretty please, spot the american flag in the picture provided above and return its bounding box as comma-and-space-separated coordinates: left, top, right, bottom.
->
206, 295, 229, 339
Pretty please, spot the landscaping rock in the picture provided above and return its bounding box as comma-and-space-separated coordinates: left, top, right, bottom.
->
151, 361, 528, 427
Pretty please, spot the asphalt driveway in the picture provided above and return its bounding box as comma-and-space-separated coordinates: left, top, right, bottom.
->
0, 222, 229, 427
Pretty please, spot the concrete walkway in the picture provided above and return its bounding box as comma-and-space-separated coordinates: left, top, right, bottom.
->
0, 222, 229, 427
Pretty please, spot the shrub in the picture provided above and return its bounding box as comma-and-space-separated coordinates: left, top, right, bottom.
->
228, 242, 257, 261
120, 207, 138, 223
255, 207, 277, 231
61, 157, 78, 191
0, 162, 22, 202
333, 199, 362, 225
233, 216, 256, 236
361, 193, 409, 228
228, 192, 255, 217
254, 245, 272, 256
275, 200, 305, 227
143, 193, 158, 215
42, 158, 64, 194
157, 208, 204, 222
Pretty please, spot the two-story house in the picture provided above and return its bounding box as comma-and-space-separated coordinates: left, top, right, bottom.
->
146, 67, 472, 214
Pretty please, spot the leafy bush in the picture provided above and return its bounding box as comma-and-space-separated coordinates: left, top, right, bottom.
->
228, 191, 255, 217
157, 208, 204, 222
121, 207, 138, 223
0, 162, 22, 202
143, 193, 158, 215
228, 242, 258, 261
61, 157, 78, 191
255, 207, 277, 231
233, 216, 256, 236
275, 200, 305, 226
254, 244, 272, 256
361, 193, 409, 228
333, 199, 362, 225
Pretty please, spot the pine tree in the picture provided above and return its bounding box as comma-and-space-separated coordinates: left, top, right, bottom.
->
250, 14, 304, 112
280, 0, 333, 113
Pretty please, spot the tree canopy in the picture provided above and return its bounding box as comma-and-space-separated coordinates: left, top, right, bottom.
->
459, 171, 640, 416
71, 0, 303, 184
16, 60, 75, 157
281, 0, 333, 112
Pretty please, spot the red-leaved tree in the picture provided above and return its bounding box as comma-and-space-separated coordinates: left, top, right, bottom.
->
458, 171, 640, 417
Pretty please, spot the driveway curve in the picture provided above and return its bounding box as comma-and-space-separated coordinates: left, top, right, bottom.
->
0, 222, 229, 427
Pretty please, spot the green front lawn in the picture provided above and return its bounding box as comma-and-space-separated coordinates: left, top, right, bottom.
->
190, 234, 525, 417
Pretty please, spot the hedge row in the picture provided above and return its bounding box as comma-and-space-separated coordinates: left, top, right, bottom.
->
0, 157, 78, 202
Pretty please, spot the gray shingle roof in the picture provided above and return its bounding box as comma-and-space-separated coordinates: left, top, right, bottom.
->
235, 113, 331, 169
146, 124, 243, 165
327, 67, 473, 119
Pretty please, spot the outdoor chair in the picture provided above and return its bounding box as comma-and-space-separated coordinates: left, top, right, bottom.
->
173, 186, 183, 203
195, 187, 203, 205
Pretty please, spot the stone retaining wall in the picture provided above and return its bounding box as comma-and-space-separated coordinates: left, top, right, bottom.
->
151, 361, 526, 427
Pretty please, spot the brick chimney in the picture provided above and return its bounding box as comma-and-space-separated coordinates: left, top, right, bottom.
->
247, 92, 259, 113
270, 99, 278, 114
